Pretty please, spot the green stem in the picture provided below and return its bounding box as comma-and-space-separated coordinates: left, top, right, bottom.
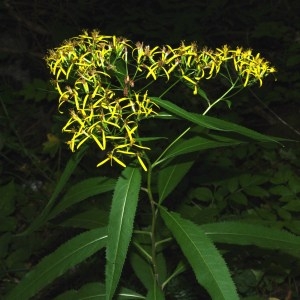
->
132, 240, 153, 262
159, 78, 181, 98
202, 78, 240, 115
152, 126, 191, 168
144, 156, 162, 289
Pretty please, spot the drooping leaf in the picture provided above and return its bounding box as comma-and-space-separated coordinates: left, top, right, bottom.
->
158, 160, 194, 204
200, 221, 300, 258
151, 97, 280, 143
53, 282, 145, 300
5, 227, 107, 300
105, 167, 142, 300
160, 207, 239, 300
48, 176, 116, 220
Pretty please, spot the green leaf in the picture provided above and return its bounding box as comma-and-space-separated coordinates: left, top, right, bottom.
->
59, 208, 109, 229
196, 86, 210, 101
19, 149, 86, 235
200, 221, 300, 258
48, 176, 116, 220
54, 282, 145, 300
105, 167, 142, 300
5, 227, 107, 300
146, 283, 165, 300
229, 192, 248, 205
157, 135, 241, 164
0, 216, 16, 232
151, 97, 280, 143
158, 160, 194, 204
283, 200, 300, 212
0, 181, 16, 217
130, 250, 153, 290
130, 236, 167, 290
160, 207, 239, 300
0, 233, 11, 258
243, 185, 269, 197
162, 260, 188, 290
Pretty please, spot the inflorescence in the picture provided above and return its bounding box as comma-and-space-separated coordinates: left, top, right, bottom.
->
45, 29, 276, 170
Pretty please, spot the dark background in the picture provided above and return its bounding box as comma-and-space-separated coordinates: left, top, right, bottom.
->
1, 0, 300, 178
1, 0, 300, 132
1, 0, 300, 298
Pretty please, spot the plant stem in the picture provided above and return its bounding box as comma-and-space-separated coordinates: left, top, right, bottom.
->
145, 162, 161, 288
159, 78, 181, 98
202, 78, 240, 115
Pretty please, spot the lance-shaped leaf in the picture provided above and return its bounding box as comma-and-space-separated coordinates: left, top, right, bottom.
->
151, 97, 280, 143
48, 176, 116, 220
146, 282, 165, 300
158, 160, 194, 204
160, 207, 239, 300
53, 282, 145, 300
200, 221, 300, 258
105, 167, 142, 300
19, 149, 86, 235
5, 227, 107, 300
155, 134, 242, 166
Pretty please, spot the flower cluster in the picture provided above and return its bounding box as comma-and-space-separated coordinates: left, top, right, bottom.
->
45, 30, 276, 170
45, 30, 158, 170
133, 43, 276, 94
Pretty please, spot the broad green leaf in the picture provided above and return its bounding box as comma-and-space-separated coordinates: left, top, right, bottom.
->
160, 207, 239, 300
106, 167, 142, 300
200, 221, 300, 258
19, 149, 86, 235
151, 97, 280, 143
5, 227, 107, 300
48, 176, 116, 220
54, 282, 145, 300
158, 160, 194, 204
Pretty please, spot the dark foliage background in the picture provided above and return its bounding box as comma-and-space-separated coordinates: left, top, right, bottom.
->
1, 0, 300, 299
